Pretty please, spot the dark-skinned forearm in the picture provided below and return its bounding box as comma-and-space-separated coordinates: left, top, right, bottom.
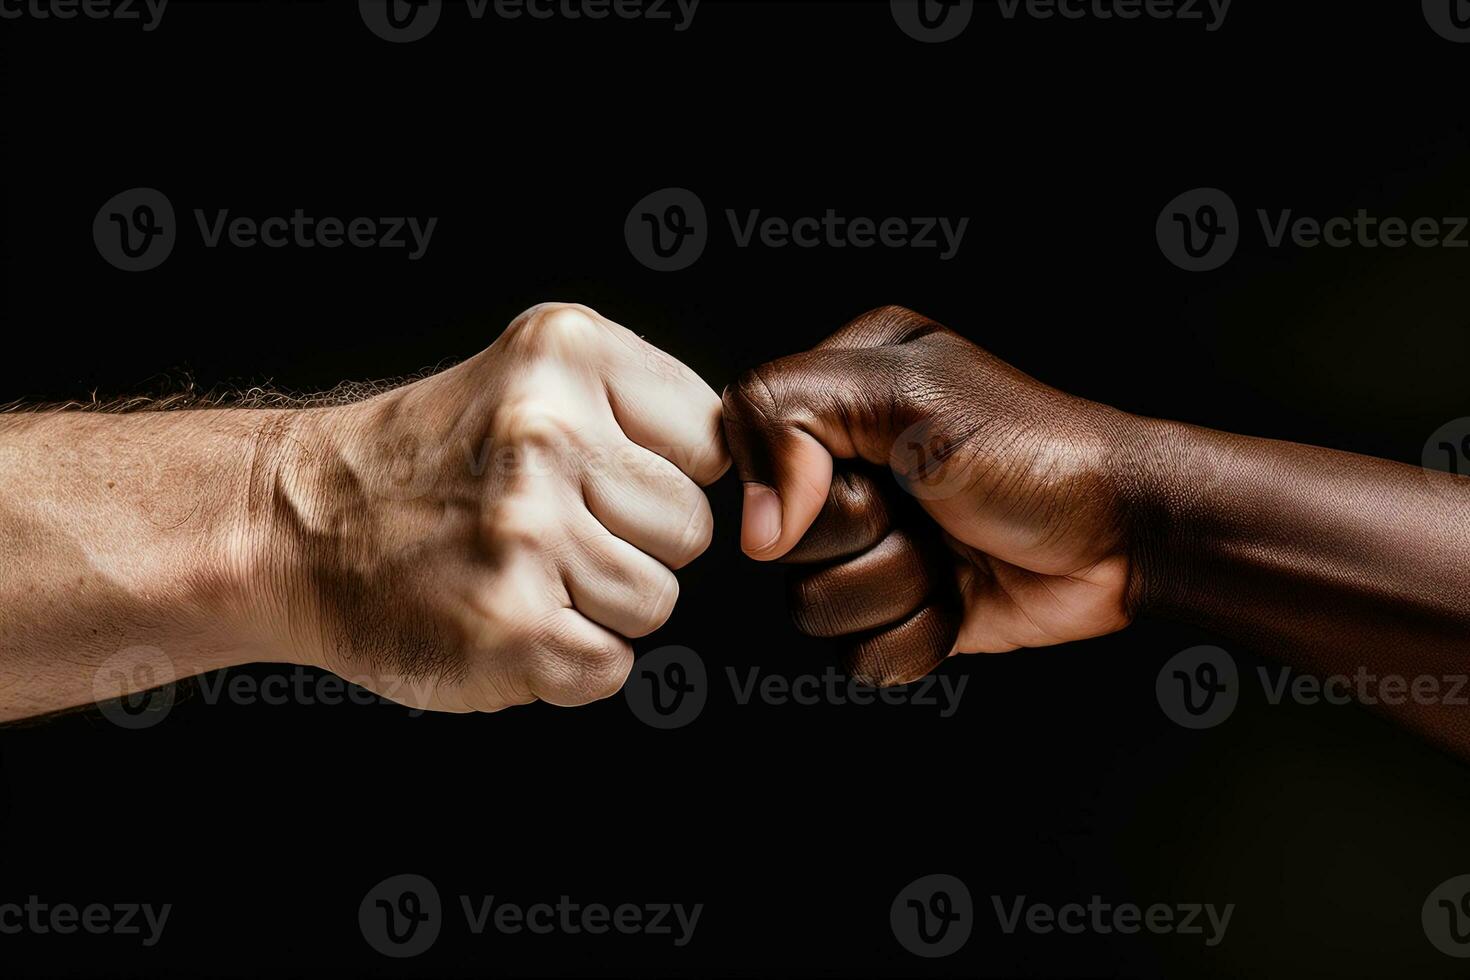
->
1122, 416, 1470, 755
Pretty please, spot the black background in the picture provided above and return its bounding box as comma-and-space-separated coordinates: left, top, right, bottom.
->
4, 0, 1470, 976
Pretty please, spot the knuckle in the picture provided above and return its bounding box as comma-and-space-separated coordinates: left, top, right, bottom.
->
835, 470, 891, 537
517, 302, 604, 349
858, 500, 891, 545
689, 428, 732, 486
788, 573, 845, 637
532, 631, 632, 705
670, 494, 714, 568
846, 640, 899, 687
484, 495, 556, 552
493, 398, 579, 449
662, 436, 729, 490
723, 365, 781, 429
582, 645, 634, 701
861, 305, 929, 336
848, 305, 937, 348
475, 579, 554, 652
863, 303, 920, 323
787, 471, 891, 564
460, 668, 536, 713
626, 572, 679, 639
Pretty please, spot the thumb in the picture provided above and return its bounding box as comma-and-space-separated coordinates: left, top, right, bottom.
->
722, 308, 933, 560
721, 366, 837, 561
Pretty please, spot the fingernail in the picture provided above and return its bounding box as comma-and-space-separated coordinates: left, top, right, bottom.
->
741, 483, 782, 554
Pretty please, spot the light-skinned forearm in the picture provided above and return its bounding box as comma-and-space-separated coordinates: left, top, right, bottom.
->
0, 408, 298, 719
0, 303, 730, 719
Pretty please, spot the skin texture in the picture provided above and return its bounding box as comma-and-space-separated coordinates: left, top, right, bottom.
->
723, 306, 1470, 757
0, 303, 728, 718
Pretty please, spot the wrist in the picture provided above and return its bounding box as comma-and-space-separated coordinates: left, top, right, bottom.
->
246, 385, 434, 672
237, 405, 354, 669
1103, 410, 1208, 621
